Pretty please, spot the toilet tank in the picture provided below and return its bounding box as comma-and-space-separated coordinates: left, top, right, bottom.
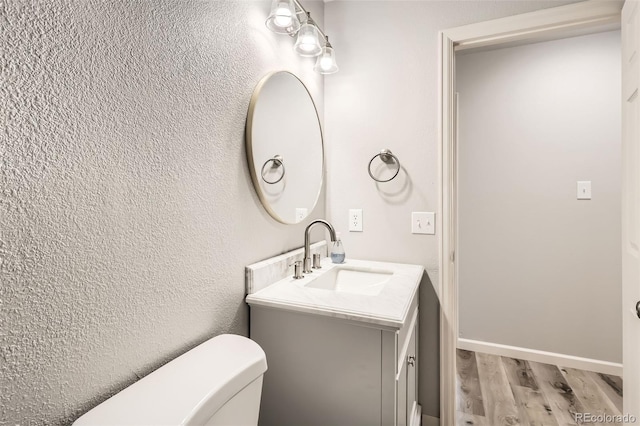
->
74, 334, 267, 426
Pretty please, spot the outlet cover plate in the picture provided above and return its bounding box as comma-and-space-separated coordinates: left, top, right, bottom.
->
349, 209, 363, 232
295, 208, 308, 223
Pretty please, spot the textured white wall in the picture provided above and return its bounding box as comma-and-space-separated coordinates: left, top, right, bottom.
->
324, 0, 580, 418
0, 1, 325, 424
457, 31, 621, 362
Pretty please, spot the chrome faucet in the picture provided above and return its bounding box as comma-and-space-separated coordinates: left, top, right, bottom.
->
303, 219, 337, 273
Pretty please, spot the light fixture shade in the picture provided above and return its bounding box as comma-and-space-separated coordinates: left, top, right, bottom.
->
265, 0, 300, 34
293, 19, 322, 57
314, 45, 339, 74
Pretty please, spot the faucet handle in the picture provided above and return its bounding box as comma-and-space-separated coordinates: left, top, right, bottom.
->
312, 253, 322, 269
290, 260, 304, 279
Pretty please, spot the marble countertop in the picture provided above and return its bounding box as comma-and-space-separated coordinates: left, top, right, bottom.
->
245, 258, 423, 329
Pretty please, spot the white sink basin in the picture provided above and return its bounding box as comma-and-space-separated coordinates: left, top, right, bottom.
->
304, 265, 393, 296
246, 256, 424, 328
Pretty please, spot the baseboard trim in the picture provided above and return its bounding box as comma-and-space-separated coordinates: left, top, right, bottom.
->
421, 414, 440, 426
457, 338, 622, 376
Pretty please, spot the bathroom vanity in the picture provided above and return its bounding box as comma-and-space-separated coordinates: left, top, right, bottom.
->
246, 250, 422, 426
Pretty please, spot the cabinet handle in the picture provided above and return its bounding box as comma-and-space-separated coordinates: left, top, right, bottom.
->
407, 355, 416, 367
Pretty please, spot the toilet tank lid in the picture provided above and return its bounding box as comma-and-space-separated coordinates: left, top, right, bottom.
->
74, 334, 267, 426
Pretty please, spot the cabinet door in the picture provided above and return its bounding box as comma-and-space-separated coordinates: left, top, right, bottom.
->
406, 321, 418, 425
397, 355, 407, 426
396, 308, 419, 426
397, 312, 419, 426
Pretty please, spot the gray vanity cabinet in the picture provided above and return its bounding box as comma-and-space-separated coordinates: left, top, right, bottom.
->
249, 292, 420, 426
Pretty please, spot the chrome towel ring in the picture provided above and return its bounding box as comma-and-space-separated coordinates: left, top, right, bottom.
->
261, 155, 285, 184
368, 149, 400, 182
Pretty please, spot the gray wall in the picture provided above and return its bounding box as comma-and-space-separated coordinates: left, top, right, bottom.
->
457, 31, 622, 362
324, 0, 580, 418
0, 1, 325, 424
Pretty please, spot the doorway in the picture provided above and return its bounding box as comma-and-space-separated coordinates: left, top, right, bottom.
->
456, 30, 621, 363
437, 2, 626, 425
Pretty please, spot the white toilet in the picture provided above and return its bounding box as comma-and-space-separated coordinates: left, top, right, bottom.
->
73, 334, 267, 426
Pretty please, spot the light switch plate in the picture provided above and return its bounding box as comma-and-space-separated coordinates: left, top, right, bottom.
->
349, 209, 363, 232
577, 181, 592, 200
412, 212, 435, 235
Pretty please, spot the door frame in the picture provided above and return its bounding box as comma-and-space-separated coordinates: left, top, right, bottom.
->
437, 2, 622, 424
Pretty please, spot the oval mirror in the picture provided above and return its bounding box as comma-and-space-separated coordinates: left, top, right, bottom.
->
246, 71, 324, 224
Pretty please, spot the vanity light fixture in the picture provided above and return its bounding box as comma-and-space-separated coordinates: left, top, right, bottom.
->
293, 13, 322, 57
265, 0, 300, 34
265, 0, 338, 74
314, 36, 339, 74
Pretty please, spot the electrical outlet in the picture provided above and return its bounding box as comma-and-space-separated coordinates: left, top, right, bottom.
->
349, 209, 363, 232
295, 208, 308, 223
412, 212, 435, 235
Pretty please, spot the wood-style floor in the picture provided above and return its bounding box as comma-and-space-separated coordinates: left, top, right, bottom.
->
456, 349, 623, 426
